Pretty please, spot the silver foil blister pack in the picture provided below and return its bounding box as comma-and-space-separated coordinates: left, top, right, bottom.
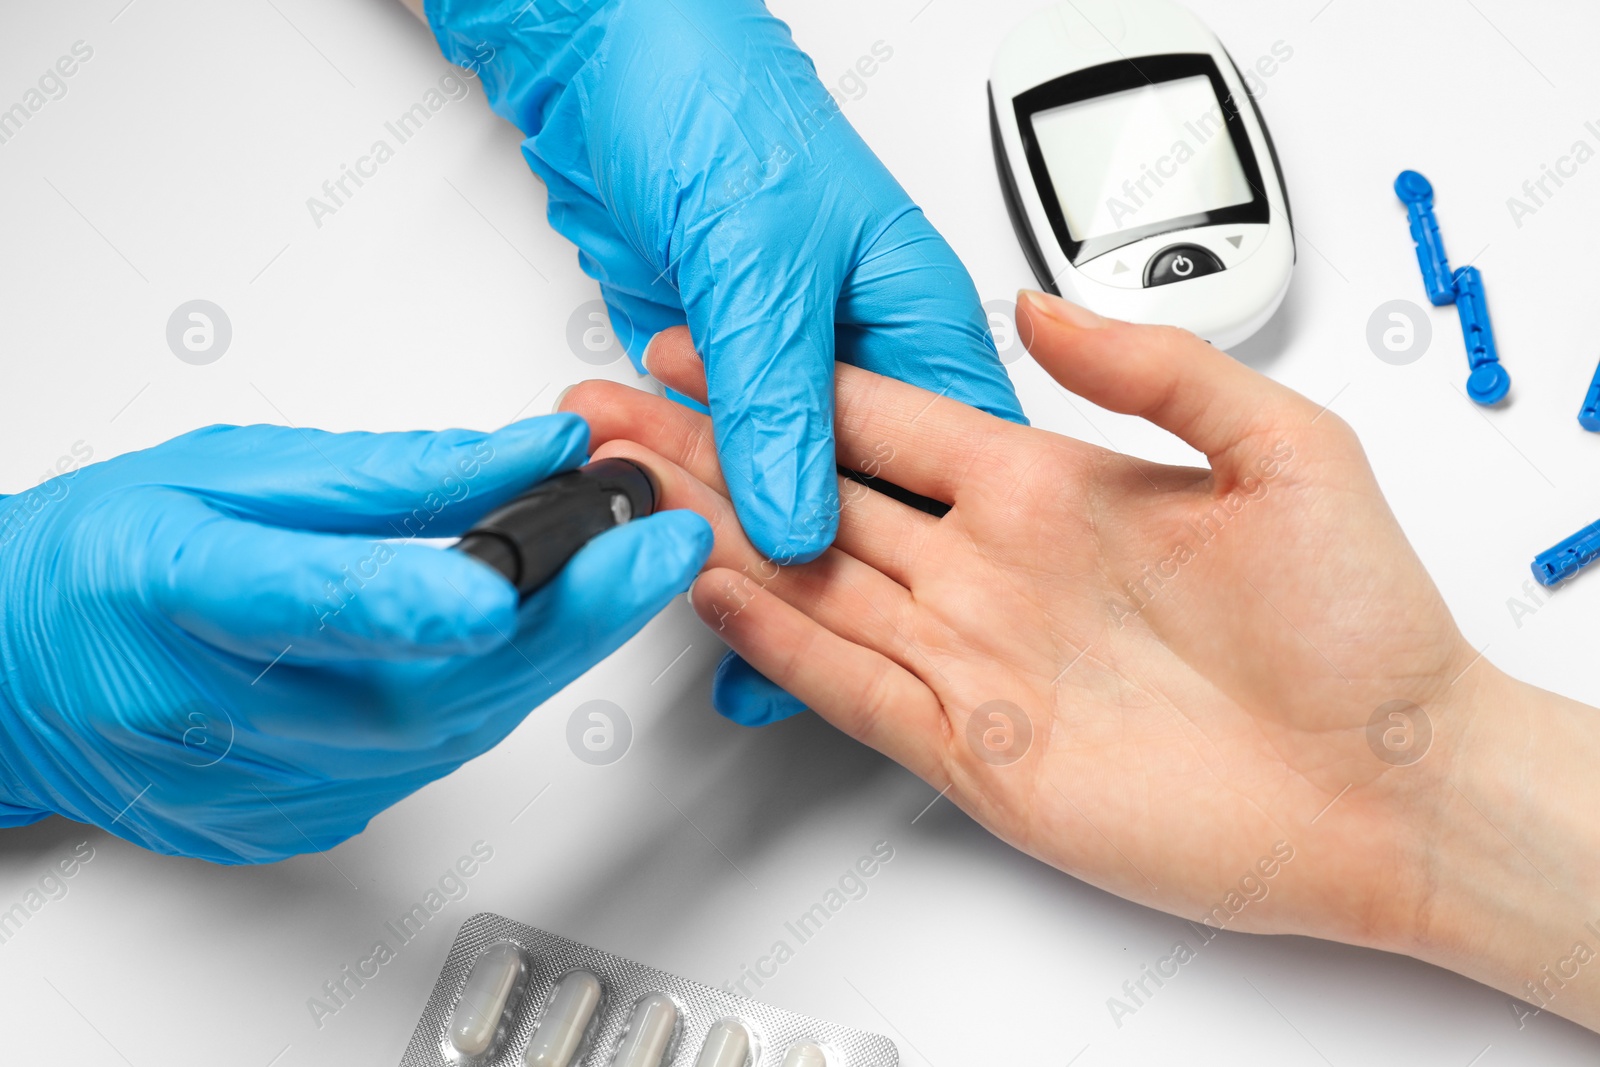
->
399, 912, 899, 1067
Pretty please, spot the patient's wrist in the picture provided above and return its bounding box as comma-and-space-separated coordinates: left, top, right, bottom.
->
1402, 668, 1600, 1030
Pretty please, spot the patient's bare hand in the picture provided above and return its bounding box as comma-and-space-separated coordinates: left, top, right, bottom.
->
564, 290, 1488, 951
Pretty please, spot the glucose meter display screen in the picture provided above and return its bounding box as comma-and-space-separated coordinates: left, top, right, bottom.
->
1031, 75, 1255, 242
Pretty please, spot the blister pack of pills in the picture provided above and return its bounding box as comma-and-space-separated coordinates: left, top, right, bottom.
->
399, 913, 899, 1067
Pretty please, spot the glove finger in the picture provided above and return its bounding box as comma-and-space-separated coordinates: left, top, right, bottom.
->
151, 494, 519, 662
100, 512, 714, 865
393, 509, 715, 759
712, 649, 809, 727
596, 282, 687, 372
536, 164, 685, 357
136, 509, 711, 800
836, 208, 1028, 425
689, 249, 843, 565
145, 415, 589, 536
511, 507, 713, 691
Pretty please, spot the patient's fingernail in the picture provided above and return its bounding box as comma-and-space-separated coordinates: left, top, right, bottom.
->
1019, 289, 1109, 329
641, 332, 663, 376
552, 384, 575, 412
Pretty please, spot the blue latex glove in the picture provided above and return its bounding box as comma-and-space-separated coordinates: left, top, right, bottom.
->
0, 417, 711, 864
426, 0, 1026, 568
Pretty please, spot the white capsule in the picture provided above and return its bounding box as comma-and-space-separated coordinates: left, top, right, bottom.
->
693, 1019, 753, 1067
523, 970, 603, 1067
447, 941, 528, 1061
780, 1043, 829, 1067
610, 992, 678, 1067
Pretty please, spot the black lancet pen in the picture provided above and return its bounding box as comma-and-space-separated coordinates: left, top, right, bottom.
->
455, 458, 656, 599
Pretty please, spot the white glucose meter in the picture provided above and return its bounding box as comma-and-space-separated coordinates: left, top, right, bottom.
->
989, 0, 1294, 348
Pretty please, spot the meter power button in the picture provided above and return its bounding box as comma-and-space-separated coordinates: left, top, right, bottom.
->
1144, 245, 1225, 288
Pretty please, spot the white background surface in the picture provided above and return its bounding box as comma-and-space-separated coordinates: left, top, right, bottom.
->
2, 1, 1599, 1064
